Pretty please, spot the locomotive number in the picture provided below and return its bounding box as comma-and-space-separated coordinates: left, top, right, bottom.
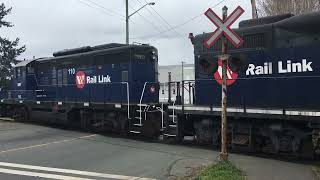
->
68, 68, 76, 75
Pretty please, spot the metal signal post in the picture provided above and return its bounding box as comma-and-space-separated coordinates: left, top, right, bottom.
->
203, 5, 244, 161
220, 6, 229, 161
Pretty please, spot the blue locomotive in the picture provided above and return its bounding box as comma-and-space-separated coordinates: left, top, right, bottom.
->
167, 12, 320, 157
0, 43, 161, 136
0, 12, 320, 158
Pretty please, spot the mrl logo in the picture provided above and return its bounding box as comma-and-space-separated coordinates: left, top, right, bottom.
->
75, 71, 111, 89
246, 59, 313, 76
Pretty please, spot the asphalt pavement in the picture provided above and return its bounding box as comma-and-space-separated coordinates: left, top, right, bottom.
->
0, 120, 316, 180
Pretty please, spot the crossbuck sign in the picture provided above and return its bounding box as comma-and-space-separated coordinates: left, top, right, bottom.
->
204, 6, 245, 48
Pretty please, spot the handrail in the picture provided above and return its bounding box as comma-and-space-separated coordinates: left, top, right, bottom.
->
172, 101, 176, 123
138, 82, 148, 125
121, 82, 131, 120
161, 103, 164, 128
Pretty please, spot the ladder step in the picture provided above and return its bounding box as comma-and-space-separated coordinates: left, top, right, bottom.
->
130, 131, 141, 134
138, 104, 149, 107
169, 115, 177, 118
169, 124, 177, 128
133, 124, 143, 127
136, 110, 143, 112
135, 117, 142, 120
164, 133, 176, 137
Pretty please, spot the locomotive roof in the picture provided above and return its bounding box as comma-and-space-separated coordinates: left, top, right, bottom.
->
36, 44, 155, 63
14, 58, 46, 67
193, 11, 320, 41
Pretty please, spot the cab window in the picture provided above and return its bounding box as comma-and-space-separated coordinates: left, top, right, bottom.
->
16, 68, 21, 78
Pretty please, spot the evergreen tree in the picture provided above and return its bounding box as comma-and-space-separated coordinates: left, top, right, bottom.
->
0, 3, 26, 88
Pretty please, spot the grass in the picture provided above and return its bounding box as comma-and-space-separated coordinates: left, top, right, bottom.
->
195, 161, 245, 180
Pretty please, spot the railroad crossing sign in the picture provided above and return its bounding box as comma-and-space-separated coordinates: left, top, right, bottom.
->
204, 6, 245, 48
202, 5, 245, 161
214, 59, 238, 86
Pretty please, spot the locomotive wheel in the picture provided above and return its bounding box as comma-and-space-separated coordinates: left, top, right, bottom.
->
0, 105, 6, 117
300, 137, 314, 159
66, 109, 79, 128
118, 113, 128, 136
194, 119, 215, 145
13, 106, 29, 122
142, 112, 161, 138
80, 110, 93, 131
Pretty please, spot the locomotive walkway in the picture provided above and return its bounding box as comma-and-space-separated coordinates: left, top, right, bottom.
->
0, 120, 316, 180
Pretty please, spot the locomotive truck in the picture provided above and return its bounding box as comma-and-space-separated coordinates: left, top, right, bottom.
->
0, 12, 320, 158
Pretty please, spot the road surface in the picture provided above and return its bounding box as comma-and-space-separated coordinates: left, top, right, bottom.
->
0, 120, 316, 180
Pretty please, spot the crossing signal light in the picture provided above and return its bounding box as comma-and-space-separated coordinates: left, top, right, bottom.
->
228, 54, 248, 73
198, 55, 217, 75
198, 54, 248, 76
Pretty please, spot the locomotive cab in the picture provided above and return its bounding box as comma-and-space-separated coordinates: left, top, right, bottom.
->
9, 59, 37, 100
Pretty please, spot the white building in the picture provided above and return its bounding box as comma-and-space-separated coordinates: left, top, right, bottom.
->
158, 64, 195, 104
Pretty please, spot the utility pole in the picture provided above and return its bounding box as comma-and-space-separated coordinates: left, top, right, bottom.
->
168, 72, 172, 103
181, 61, 185, 81
181, 61, 185, 105
125, 0, 129, 44
220, 6, 229, 161
125, 1, 155, 44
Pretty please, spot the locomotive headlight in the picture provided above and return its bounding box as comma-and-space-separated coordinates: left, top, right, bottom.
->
150, 49, 157, 61
151, 50, 156, 55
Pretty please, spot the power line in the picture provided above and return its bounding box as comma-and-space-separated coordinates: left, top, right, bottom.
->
132, 0, 171, 35
142, 0, 184, 38
131, 0, 225, 40
84, 0, 125, 18
132, 0, 183, 39
128, 3, 169, 40
76, 0, 125, 20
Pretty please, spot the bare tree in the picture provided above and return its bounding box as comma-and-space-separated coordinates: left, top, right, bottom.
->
257, 0, 320, 17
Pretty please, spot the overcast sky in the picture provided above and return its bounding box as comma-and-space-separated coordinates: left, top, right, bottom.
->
0, 0, 252, 65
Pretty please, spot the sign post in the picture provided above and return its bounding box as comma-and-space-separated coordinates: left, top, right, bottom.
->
220, 6, 229, 161
203, 5, 244, 161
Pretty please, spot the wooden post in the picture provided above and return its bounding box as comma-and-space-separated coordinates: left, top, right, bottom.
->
220, 5, 229, 161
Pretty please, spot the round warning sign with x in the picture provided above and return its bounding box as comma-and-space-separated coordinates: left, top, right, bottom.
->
213, 59, 238, 86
